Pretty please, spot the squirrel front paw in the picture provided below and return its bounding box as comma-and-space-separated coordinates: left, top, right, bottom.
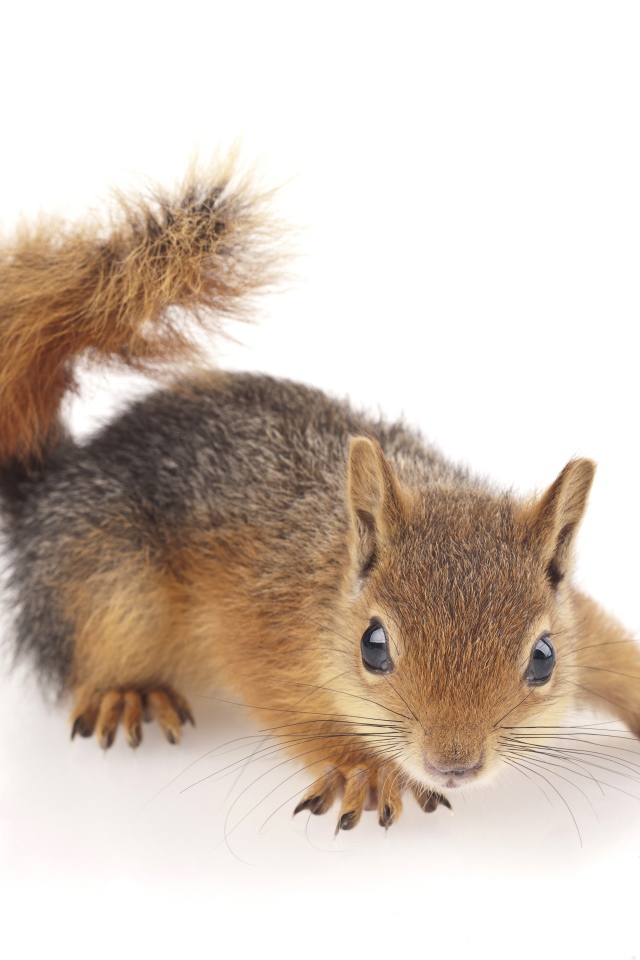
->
70, 684, 194, 748
293, 763, 451, 832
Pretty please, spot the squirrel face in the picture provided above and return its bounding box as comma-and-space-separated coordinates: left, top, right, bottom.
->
335, 438, 596, 794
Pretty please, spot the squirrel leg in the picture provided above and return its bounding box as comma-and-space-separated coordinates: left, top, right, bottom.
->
70, 684, 194, 749
61, 531, 197, 749
572, 590, 640, 736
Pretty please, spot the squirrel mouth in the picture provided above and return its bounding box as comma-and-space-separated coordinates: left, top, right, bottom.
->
443, 775, 463, 789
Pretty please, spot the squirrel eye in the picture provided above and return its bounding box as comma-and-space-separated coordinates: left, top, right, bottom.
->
525, 633, 556, 685
361, 620, 392, 674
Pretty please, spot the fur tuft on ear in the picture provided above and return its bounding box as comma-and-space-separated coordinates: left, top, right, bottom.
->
347, 437, 403, 576
528, 458, 596, 587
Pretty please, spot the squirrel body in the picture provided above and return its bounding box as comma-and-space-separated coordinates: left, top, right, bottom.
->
4, 370, 461, 694
2, 161, 639, 831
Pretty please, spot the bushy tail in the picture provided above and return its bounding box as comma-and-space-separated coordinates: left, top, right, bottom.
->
0, 157, 284, 468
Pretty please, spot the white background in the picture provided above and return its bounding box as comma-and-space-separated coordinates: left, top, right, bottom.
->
1, 2, 639, 957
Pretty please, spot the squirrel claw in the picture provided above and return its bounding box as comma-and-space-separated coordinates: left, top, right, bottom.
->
377, 764, 403, 829
294, 795, 325, 816
296, 763, 409, 832
295, 764, 453, 832
294, 768, 343, 819
334, 810, 358, 835
71, 714, 96, 739
378, 803, 396, 829
413, 785, 452, 813
69, 684, 194, 749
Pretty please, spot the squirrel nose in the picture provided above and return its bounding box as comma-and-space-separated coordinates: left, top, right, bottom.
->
432, 760, 480, 776
422, 750, 483, 781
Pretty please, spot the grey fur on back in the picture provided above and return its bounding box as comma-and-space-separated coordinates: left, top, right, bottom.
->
1, 371, 469, 691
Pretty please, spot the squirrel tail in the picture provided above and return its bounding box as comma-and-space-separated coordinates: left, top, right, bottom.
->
0, 157, 284, 470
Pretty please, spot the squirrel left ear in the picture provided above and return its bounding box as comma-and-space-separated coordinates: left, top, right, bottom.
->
528, 458, 596, 586
347, 437, 403, 575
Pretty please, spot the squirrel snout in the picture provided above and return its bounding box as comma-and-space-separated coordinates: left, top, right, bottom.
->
422, 749, 484, 786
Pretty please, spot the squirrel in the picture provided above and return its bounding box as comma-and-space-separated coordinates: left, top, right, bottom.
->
1, 158, 639, 834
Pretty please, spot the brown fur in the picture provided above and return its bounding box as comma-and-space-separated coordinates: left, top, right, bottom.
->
572, 592, 640, 736
64, 443, 640, 827
2, 163, 639, 834
0, 157, 283, 465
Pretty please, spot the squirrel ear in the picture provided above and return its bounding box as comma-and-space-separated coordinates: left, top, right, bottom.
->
347, 437, 403, 575
528, 458, 596, 587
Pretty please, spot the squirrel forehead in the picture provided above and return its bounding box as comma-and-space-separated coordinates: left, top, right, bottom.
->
392, 490, 538, 576
373, 493, 548, 639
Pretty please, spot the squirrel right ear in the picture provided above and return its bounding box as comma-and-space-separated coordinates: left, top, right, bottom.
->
527, 458, 596, 587
347, 437, 403, 575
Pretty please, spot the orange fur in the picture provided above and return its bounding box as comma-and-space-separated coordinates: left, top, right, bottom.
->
0, 158, 283, 465
3, 164, 639, 834
59, 447, 640, 825
573, 591, 640, 735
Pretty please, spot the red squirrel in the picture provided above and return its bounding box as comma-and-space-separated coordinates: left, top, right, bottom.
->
1, 159, 638, 831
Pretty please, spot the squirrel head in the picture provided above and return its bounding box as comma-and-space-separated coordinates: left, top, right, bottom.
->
336, 437, 596, 794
